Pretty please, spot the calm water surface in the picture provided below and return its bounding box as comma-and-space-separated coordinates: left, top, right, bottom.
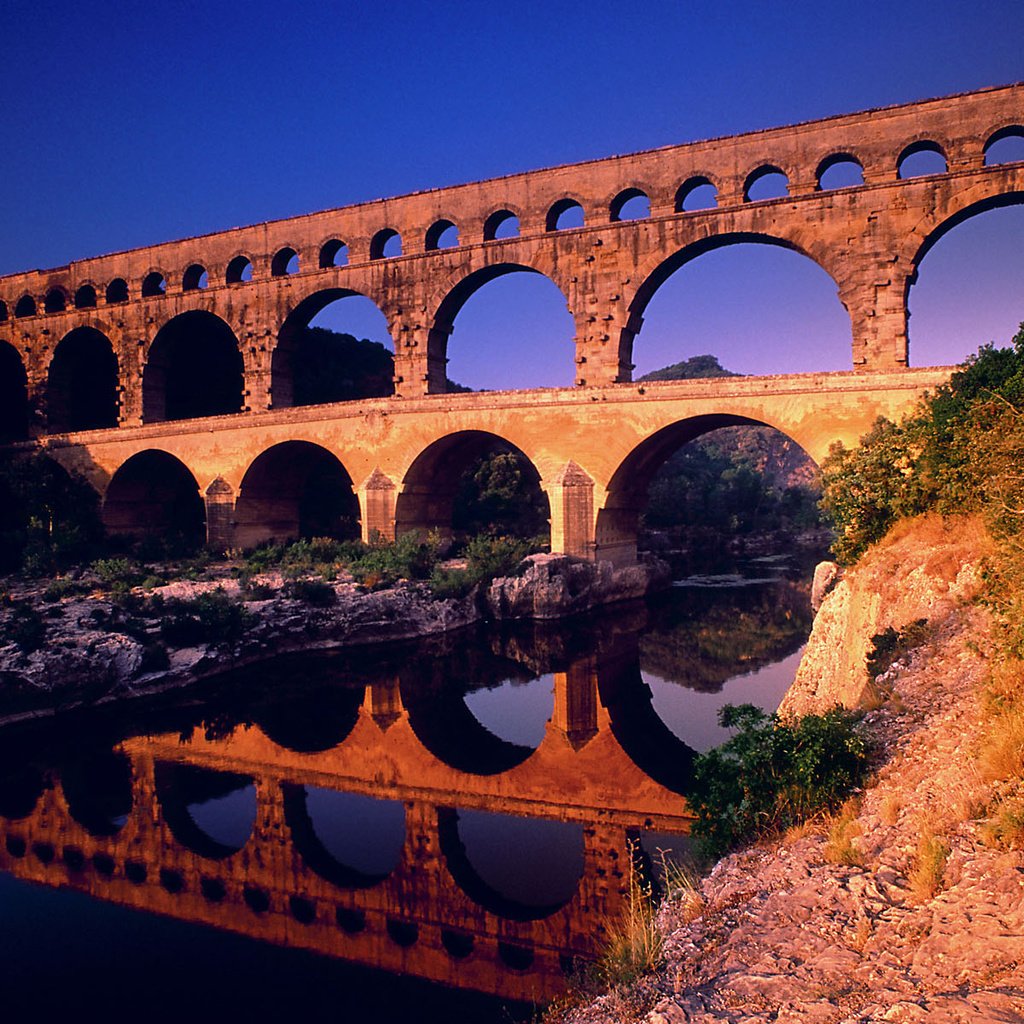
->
0, 558, 812, 1020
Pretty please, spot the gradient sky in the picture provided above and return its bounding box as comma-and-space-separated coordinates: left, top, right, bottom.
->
1, 0, 1022, 389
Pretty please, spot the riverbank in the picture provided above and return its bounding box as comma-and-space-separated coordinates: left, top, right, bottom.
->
0, 552, 669, 725
560, 516, 1024, 1023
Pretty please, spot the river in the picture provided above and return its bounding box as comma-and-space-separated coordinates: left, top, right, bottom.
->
0, 555, 813, 1020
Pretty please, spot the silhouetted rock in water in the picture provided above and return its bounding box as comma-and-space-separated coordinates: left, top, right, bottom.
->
483, 554, 670, 621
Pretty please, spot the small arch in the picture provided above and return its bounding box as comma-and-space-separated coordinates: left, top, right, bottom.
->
44, 288, 67, 314
387, 920, 418, 947
675, 176, 718, 212
483, 209, 520, 240
182, 264, 209, 291
142, 310, 244, 422
319, 239, 348, 268
0, 300, 7, 322
370, 228, 402, 260
234, 441, 361, 548
272, 247, 299, 277
816, 153, 865, 190
102, 449, 206, 548
610, 188, 650, 222
442, 930, 474, 960
226, 255, 254, 284
105, 278, 129, 304
141, 271, 166, 297
897, 140, 948, 179
426, 219, 459, 251
546, 198, 584, 231
744, 165, 789, 202
74, 284, 97, 309
984, 126, 1024, 165
15, 295, 37, 318
47, 327, 119, 432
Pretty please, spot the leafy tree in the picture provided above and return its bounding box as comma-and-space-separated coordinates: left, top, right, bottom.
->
453, 451, 549, 539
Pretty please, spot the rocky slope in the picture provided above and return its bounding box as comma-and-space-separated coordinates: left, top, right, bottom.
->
565, 516, 1024, 1024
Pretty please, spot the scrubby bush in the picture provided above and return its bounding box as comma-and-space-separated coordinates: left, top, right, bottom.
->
284, 578, 336, 606
687, 703, 868, 858
1, 601, 47, 652
159, 591, 251, 648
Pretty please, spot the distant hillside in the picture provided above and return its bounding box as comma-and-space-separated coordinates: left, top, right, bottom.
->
638, 354, 737, 381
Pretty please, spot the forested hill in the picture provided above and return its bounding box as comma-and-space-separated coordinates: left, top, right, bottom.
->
638, 354, 737, 381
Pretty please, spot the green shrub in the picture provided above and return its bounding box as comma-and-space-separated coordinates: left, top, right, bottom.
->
159, 591, 251, 648
687, 703, 868, 858
284, 578, 336, 606
92, 557, 143, 588
43, 577, 89, 602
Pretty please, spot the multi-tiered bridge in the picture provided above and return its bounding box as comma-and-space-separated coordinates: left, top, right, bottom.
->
1, 84, 1020, 562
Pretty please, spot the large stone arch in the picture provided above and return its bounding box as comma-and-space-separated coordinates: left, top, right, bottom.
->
233, 440, 360, 549
46, 326, 119, 433
425, 260, 573, 394
154, 761, 256, 860
142, 311, 244, 423
595, 413, 818, 565
271, 287, 395, 408
436, 806, 585, 922
0, 341, 29, 441
394, 429, 550, 542
282, 784, 406, 888
619, 232, 850, 383
102, 449, 206, 549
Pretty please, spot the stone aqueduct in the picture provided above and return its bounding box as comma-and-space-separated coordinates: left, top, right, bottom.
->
0, 83, 1021, 561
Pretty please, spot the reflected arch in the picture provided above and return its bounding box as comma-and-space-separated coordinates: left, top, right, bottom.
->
142, 311, 244, 423
595, 653, 696, 793
428, 263, 574, 391
438, 807, 585, 921
60, 750, 132, 837
234, 441, 360, 549
155, 762, 256, 860
906, 191, 1024, 367
283, 784, 406, 887
47, 327, 119, 432
597, 414, 818, 566
253, 682, 364, 753
102, 449, 206, 548
621, 233, 852, 381
0, 342, 28, 441
272, 288, 394, 408
394, 430, 550, 542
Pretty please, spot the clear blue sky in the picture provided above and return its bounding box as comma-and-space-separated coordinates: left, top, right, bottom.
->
1, 0, 1022, 387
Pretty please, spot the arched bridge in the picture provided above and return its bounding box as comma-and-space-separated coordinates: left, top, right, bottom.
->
1, 83, 1020, 560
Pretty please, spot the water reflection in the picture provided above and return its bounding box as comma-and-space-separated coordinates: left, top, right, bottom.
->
0, 566, 813, 1017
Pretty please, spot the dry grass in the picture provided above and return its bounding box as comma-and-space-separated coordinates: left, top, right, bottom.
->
870, 513, 992, 587
823, 798, 863, 866
880, 791, 902, 826
908, 828, 951, 902
597, 848, 663, 987
980, 705, 1024, 784
655, 850, 705, 924
982, 798, 1024, 850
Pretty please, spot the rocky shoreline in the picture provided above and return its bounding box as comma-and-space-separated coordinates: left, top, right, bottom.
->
0, 552, 669, 725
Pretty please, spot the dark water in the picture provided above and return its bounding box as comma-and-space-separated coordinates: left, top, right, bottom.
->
0, 558, 812, 1020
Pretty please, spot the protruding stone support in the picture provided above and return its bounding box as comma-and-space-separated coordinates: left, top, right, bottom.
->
204, 477, 235, 552
361, 677, 406, 731
358, 468, 398, 543
550, 660, 606, 749
547, 461, 596, 560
